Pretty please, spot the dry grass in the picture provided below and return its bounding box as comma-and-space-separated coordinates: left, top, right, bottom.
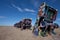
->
0, 26, 60, 40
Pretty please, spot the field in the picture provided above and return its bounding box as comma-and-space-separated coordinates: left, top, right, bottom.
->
0, 26, 60, 40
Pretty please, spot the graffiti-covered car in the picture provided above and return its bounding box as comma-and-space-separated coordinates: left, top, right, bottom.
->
14, 18, 32, 29
14, 21, 23, 28
23, 18, 32, 29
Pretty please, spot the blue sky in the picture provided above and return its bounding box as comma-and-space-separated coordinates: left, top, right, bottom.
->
0, 0, 60, 26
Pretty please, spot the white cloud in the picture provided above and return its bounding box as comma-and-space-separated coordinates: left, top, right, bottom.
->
11, 4, 36, 13
17, 7, 23, 12
0, 16, 6, 18
24, 8, 35, 13
11, 3, 36, 15
11, 4, 23, 12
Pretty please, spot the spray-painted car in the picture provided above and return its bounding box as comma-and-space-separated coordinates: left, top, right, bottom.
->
14, 21, 23, 28
14, 18, 32, 29
33, 2, 59, 36
36, 2, 59, 27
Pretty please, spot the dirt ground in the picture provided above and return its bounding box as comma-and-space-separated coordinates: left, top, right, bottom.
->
0, 26, 60, 40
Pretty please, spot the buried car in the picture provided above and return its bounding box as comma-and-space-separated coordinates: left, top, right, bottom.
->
14, 18, 32, 29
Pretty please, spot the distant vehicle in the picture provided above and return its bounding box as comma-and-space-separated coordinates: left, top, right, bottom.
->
14, 21, 23, 28
14, 18, 32, 29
